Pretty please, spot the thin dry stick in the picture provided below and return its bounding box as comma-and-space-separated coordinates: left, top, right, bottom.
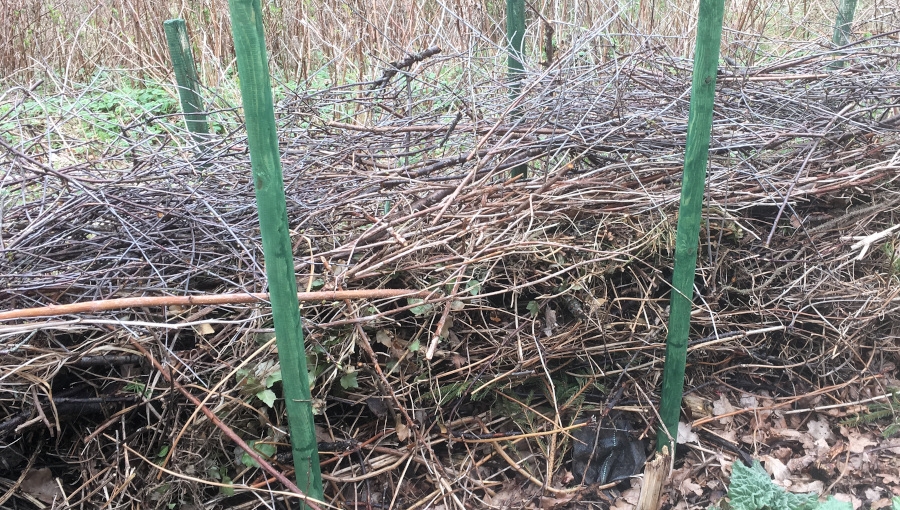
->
426, 264, 467, 360
0, 289, 429, 321
126, 338, 324, 510
157, 335, 279, 476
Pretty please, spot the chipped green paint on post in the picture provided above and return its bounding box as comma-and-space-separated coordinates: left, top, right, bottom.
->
163, 20, 210, 150
507, 0, 527, 179
226, 0, 323, 505
657, 0, 725, 453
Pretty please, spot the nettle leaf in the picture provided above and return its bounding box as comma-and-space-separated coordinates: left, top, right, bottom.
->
256, 389, 276, 408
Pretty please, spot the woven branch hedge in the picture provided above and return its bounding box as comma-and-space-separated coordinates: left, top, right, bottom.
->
1, 37, 900, 508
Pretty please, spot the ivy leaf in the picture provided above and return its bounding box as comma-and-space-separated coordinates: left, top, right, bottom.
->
241, 440, 277, 468
526, 300, 540, 317
408, 339, 421, 352
340, 370, 359, 389
265, 370, 282, 388
256, 389, 276, 408
407, 298, 434, 316
220, 475, 235, 496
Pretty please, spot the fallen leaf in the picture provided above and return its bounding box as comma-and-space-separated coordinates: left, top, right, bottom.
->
885, 437, 900, 454
713, 394, 735, 424
763, 455, 790, 483
740, 393, 758, 408
621, 480, 642, 504
878, 473, 899, 484
683, 394, 713, 418
21, 468, 63, 504
864, 488, 883, 501
375, 329, 393, 347
677, 421, 698, 444
787, 453, 816, 473
842, 427, 877, 453
193, 322, 214, 336
807, 417, 833, 441
679, 477, 703, 496
870, 498, 893, 509
395, 420, 410, 442
787, 480, 825, 494
539, 493, 575, 509
543, 308, 557, 337
610, 498, 636, 510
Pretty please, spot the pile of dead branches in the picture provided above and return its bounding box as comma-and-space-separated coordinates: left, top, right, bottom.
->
2, 34, 899, 509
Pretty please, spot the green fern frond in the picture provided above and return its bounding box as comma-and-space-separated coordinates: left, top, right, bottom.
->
839, 389, 900, 438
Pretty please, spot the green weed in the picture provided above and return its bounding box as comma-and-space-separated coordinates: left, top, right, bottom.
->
711, 460, 851, 510
840, 389, 900, 438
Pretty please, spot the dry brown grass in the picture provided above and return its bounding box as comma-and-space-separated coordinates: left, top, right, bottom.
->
1, 0, 898, 87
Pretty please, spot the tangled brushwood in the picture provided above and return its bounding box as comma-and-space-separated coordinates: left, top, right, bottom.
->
2, 35, 900, 508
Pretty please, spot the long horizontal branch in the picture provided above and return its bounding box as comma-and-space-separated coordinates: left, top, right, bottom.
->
0, 289, 430, 321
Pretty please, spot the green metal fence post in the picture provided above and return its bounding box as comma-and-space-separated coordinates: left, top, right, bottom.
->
507, 0, 527, 179
830, 0, 858, 69
163, 19, 210, 155
657, 0, 725, 453
226, 0, 324, 506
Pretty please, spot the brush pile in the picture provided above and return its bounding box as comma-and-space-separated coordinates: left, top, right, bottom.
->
2, 35, 900, 509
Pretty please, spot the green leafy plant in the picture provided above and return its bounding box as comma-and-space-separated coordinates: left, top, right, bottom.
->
711, 460, 851, 510
339, 367, 358, 389
124, 381, 152, 398
407, 297, 434, 316
240, 439, 277, 468
883, 243, 900, 275
207, 465, 235, 496
840, 389, 900, 438
235, 360, 282, 408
